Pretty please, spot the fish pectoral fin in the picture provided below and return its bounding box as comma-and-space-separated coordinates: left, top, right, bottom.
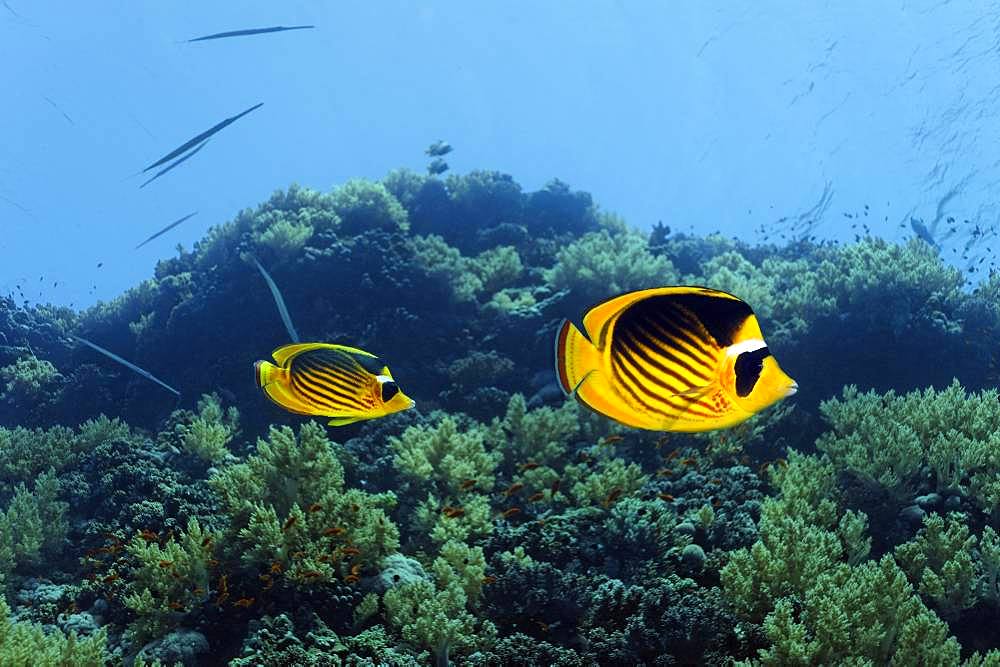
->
327, 416, 365, 427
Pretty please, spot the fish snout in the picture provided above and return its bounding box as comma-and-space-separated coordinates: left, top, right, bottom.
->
786, 380, 799, 397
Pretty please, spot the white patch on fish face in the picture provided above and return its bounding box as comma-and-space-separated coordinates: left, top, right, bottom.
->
725, 339, 767, 357
375, 374, 393, 384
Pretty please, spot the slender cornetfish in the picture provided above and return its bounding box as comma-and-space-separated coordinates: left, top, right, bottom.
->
142, 103, 262, 173
136, 211, 198, 249
251, 255, 300, 343
139, 139, 209, 189
187, 25, 315, 42
72, 335, 180, 396
42, 95, 74, 125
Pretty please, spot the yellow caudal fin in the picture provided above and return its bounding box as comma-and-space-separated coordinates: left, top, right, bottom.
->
555, 319, 603, 395
254, 360, 312, 416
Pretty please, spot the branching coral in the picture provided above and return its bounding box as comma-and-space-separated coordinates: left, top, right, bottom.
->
0, 470, 68, 588
211, 422, 399, 582
123, 517, 219, 643
895, 513, 977, 618
817, 380, 1000, 512
383, 541, 496, 666
175, 393, 239, 463
0, 594, 107, 666
331, 179, 409, 236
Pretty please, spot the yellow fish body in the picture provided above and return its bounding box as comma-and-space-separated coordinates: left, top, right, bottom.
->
555, 286, 796, 432
254, 343, 414, 426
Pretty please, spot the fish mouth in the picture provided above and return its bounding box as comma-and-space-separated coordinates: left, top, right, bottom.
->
786, 381, 799, 397
406, 398, 416, 409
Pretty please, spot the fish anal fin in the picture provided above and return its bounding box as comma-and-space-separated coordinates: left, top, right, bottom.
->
328, 416, 365, 427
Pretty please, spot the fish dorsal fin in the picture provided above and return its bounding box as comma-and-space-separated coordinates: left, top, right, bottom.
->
272, 343, 337, 366
330, 345, 387, 375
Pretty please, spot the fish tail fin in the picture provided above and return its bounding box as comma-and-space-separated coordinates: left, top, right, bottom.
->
254, 360, 302, 410
555, 319, 601, 396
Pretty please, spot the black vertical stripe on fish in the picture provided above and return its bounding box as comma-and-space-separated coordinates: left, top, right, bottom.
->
135, 212, 198, 249
635, 320, 717, 372
614, 332, 697, 392
648, 304, 719, 356
612, 338, 723, 417
615, 298, 718, 367
735, 347, 770, 397
611, 349, 720, 418
300, 349, 366, 376
187, 25, 315, 42
291, 371, 364, 411
292, 366, 366, 406
617, 328, 714, 382
299, 368, 366, 403
663, 292, 754, 348
142, 103, 263, 173
298, 355, 366, 386
610, 355, 719, 421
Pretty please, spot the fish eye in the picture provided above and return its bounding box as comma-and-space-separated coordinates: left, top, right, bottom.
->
734, 347, 770, 397
381, 381, 399, 403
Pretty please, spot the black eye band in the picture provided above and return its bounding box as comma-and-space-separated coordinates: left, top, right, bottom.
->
734, 347, 769, 397
381, 381, 399, 402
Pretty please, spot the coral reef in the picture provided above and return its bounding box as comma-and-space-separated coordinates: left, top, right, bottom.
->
4, 168, 1000, 664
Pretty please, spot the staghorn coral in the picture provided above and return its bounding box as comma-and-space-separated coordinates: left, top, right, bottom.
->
330, 178, 409, 236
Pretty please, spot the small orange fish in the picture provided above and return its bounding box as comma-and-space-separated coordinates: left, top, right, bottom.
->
658, 492, 675, 502
680, 457, 698, 467
655, 434, 671, 449
207, 559, 220, 568
342, 546, 362, 558
527, 492, 545, 503
482, 575, 497, 585
102, 574, 119, 584
193, 587, 205, 596
270, 561, 283, 574
344, 574, 360, 584
774, 458, 788, 469
323, 527, 346, 537
442, 506, 466, 518
301, 570, 323, 579
350, 563, 362, 577
518, 462, 541, 471
459, 479, 478, 491
291, 551, 305, 560
709, 478, 722, 485
233, 597, 255, 608
665, 449, 680, 461
282, 516, 298, 531
307, 503, 323, 513
139, 529, 158, 543
603, 487, 623, 507
656, 468, 673, 477
168, 600, 184, 611
500, 507, 521, 519
600, 435, 624, 446
158, 560, 174, 569
504, 482, 524, 497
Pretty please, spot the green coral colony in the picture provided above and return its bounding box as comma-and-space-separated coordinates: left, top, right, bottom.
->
4, 170, 1000, 665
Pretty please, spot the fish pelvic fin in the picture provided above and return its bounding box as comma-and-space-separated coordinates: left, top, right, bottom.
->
555, 318, 602, 396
